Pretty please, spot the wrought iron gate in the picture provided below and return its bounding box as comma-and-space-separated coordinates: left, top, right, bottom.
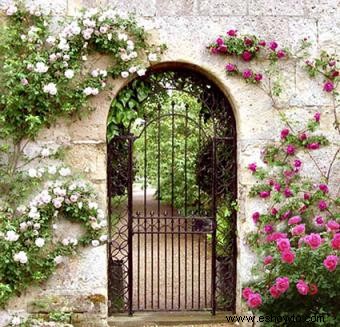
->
107, 69, 237, 316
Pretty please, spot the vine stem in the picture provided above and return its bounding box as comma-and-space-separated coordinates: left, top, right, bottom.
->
261, 76, 328, 181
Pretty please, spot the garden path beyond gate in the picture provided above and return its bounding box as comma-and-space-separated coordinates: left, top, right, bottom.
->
107, 67, 237, 316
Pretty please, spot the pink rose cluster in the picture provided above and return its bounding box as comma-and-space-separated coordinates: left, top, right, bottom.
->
269, 277, 290, 298
242, 288, 262, 309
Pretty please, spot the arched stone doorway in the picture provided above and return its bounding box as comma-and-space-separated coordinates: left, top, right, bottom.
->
107, 64, 237, 316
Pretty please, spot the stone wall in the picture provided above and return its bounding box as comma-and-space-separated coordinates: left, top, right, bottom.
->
0, 0, 339, 326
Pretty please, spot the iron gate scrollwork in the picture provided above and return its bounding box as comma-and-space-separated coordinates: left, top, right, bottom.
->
107, 68, 237, 315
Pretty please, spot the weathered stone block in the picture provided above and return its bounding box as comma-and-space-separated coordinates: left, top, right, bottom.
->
198, 0, 248, 16
28, 294, 106, 314
156, 0, 194, 16
106, 0, 156, 16
249, 0, 304, 16
72, 313, 108, 327
66, 143, 107, 181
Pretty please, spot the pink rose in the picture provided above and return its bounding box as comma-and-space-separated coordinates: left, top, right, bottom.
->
275, 277, 290, 293
296, 280, 309, 295
242, 287, 253, 300
243, 69, 253, 78
227, 29, 237, 37
264, 225, 274, 234
259, 190, 270, 198
259, 40, 266, 46
248, 162, 257, 172
314, 112, 321, 122
307, 142, 320, 150
305, 233, 322, 250
254, 73, 263, 81
281, 210, 291, 220
323, 81, 334, 92
318, 200, 328, 211
319, 184, 329, 193
288, 216, 302, 225
280, 128, 290, 139
291, 224, 305, 236
323, 255, 338, 272
226, 63, 237, 72
286, 145, 295, 155
269, 41, 278, 50
314, 215, 324, 226
252, 212, 260, 224
264, 255, 273, 265
326, 220, 339, 232
277, 50, 285, 58
242, 51, 253, 61
277, 238, 291, 252
216, 37, 224, 46
269, 285, 281, 298
247, 293, 262, 309
299, 132, 307, 141
281, 250, 295, 264
331, 233, 340, 250
284, 188, 293, 197
266, 232, 287, 242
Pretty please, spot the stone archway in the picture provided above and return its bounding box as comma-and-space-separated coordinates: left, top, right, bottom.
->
106, 63, 237, 316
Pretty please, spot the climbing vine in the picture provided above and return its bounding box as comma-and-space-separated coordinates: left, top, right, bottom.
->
0, 0, 164, 315
208, 29, 340, 325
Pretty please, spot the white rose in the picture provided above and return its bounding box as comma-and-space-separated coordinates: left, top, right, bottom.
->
99, 25, 108, 34
59, 167, 71, 176
41, 148, 50, 157
48, 166, 57, 174
70, 238, 78, 246
107, 33, 112, 41
5, 231, 19, 242
128, 66, 137, 74
41, 193, 52, 204
89, 202, 98, 210
54, 255, 63, 265
148, 53, 157, 62
52, 198, 63, 209
78, 202, 83, 209
99, 235, 108, 242
127, 40, 134, 51
99, 70, 107, 77
35, 237, 45, 247
13, 251, 28, 264
137, 68, 146, 76
121, 71, 129, 78
49, 53, 57, 62
46, 36, 56, 44
62, 238, 70, 246
91, 240, 100, 247
91, 69, 99, 77
99, 220, 107, 228
11, 316, 21, 326
64, 69, 74, 79
20, 222, 28, 232
63, 54, 70, 61
28, 168, 37, 178
70, 194, 79, 202
43, 83, 58, 96
34, 62, 49, 73
118, 33, 128, 41
6, 5, 18, 16
130, 51, 138, 59
33, 223, 41, 230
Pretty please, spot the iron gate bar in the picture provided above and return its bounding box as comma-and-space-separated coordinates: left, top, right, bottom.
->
127, 135, 134, 316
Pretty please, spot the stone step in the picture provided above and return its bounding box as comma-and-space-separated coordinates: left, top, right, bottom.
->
107, 312, 238, 327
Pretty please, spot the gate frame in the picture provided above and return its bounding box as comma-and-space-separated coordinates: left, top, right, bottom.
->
107, 63, 238, 316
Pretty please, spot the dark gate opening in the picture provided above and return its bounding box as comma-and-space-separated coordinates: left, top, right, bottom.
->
107, 67, 237, 316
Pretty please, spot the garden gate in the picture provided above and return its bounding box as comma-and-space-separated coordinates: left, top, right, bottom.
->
107, 67, 237, 316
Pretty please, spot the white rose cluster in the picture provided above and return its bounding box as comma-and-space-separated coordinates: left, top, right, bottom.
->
43, 83, 57, 96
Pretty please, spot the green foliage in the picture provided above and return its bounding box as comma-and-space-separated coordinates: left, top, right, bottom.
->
0, 1, 161, 142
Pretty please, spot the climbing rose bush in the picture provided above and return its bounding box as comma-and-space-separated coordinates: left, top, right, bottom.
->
0, 165, 107, 307
208, 29, 288, 83
244, 114, 340, 325
0, 0, 163, 141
